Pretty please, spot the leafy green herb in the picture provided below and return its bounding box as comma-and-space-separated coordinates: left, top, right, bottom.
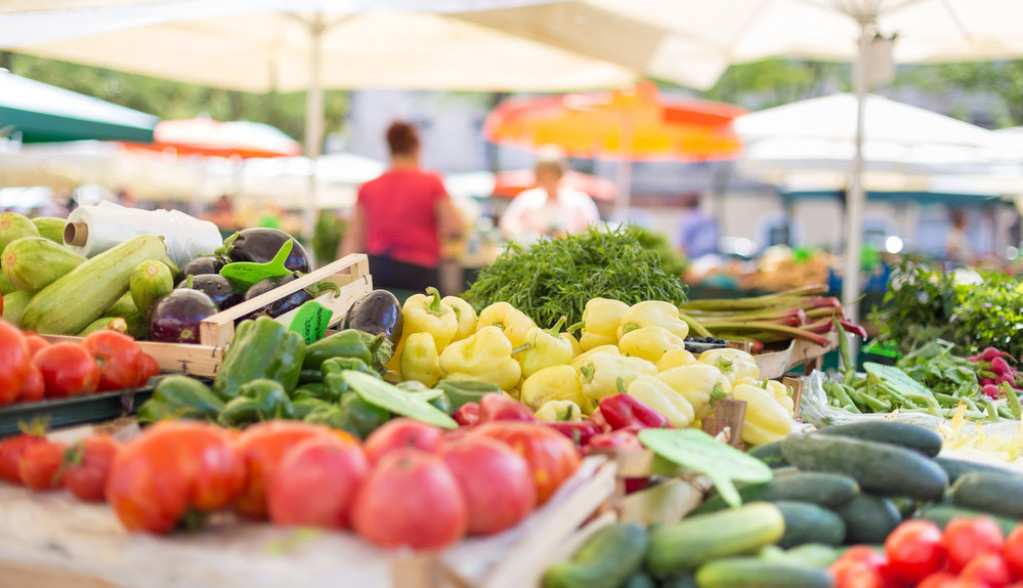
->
464, 226, 687, 327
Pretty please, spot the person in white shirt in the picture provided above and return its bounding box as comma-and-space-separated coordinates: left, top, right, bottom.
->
499, 148, 600, 243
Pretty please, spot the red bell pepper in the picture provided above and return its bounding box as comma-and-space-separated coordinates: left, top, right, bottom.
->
545, 422, 597, 447
589, 408, 611, 433
586, 429, 643, 450
598, 394, 669, 430
453, 402, 481, 427
478, 393, 536, 423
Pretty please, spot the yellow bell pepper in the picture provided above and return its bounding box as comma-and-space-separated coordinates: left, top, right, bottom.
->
385, 335, 405, 378
520, 364, 588, 411
617, 301, 689, 340
765, 379, 795, 416
618, 326, 685, 363
578, 352, 657, 402
570, 344, 620, 370
534, 400, 583, 422
477, 301, 536, 347
400, 332, 441, 387
655, 364, 732, 417
402, 287, 458, 352
656, 348, 697, 371
439, 326, 521, 391
516, 317, 577, 379
578, 298, 629, 351
731, 382, 793, 446
698, 348, 760, 386
442, 295, 478, 342
627, 375, 694, 428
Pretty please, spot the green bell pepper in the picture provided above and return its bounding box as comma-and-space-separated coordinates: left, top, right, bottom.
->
293, 397, 330, 420
322, 357, 380, 402
293, 382, 328, 401
213, 316, 306, 400
397, 381, 453, 415
304, 402, 346, 429
434, 379, 502, 410
304, 329, 375, 370
137, 375, 224, 423
218, 378, 295, 427
338, 394, 389, 439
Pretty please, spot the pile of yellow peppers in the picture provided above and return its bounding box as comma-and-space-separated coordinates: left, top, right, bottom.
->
389, 290, 795, 446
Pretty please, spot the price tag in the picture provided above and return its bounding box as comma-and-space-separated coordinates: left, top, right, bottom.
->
219, 240, 293, 288
289, 300, 333, 344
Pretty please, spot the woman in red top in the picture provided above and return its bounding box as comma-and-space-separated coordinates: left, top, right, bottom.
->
340, 121, 463, 291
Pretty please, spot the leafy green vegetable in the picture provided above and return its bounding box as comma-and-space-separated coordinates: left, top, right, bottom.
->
464, 226, 688, 327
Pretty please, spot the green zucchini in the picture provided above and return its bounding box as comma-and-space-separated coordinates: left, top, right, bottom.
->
935, 456, 1018, 483
694, 471, 859, 514
645, 502, 785, 577
129, 259, 174, 318
694, 557, 834, 588
31, 217, 66, 244
20, 235, 166, 335
781, 433, 947, 501
2, 290, 32, 327
917, 504, 1020, 536
77, 316, 128, 337
2, 237, 85, 293
774, 501, 846, 548
749, 441, 790, 469
832, 494, 901, 544
765, 544, 840, 568
817, 421, 942, 458
0, 212, 39, 253
949, 471, 1023, 519
542, 523, 648, 588
0, 273, 15, 295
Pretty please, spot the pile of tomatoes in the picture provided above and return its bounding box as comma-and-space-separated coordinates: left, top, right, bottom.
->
0, 320, 160, 404
832, 518, 1023, 588
0, 417, 581, 551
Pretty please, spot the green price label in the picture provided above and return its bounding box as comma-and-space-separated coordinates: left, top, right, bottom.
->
289, 300, 333, 344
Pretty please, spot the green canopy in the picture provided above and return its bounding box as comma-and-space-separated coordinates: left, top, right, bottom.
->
0, 70, 157, 143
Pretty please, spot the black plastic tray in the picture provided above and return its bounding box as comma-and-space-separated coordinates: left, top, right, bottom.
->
0, 386, 154, 437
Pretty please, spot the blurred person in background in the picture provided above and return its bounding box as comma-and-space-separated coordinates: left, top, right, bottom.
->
946, 209, 973, 266
675, 194, 719, 259
205, 194, 238, 231
499, 147, 600, 243
339, 120, 463, 291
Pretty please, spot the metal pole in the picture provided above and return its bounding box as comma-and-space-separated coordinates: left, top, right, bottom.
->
303, 13, 325, 247
842, 21, 873, 358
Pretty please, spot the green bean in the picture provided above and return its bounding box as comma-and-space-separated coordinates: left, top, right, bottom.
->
1004, 385, 1022, 420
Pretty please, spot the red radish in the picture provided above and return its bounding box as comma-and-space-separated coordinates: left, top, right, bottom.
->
982, 384, 1003, 399
991, 357, 1012, 377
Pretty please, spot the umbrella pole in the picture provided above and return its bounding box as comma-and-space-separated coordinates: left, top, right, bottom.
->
841, 21, 873, 361
303, 13, 326, 248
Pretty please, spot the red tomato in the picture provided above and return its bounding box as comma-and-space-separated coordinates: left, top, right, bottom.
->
885, 520, 947, 585
234, 420, 340, 519
106, 421, 244, 533
831, 547, 889, 588
943, 516, 1006, 572
267, 433, 368, 529
472, 421, 581, 504
945, 579, 1001, 588
18, 440, 67, 491
17, 364, 44, 403
918, 572, 959, 588
0, 321, 31, 405
352, 448, 467, 549
1006, 525, 1023, 578
961, 552, 1014, 588
82, 330, 143, 392
136, 353, 160, 387
34, 342, 99, 398
438, 436, 537, 536
0, 433, 47, 484
363, 418, 443, 464
62, 435, 122, 502
23, 334, 50, 358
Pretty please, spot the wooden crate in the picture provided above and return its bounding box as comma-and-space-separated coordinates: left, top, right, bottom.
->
755, 330, 839, 380
0, 456, 615, 588
44, 254, 372, 378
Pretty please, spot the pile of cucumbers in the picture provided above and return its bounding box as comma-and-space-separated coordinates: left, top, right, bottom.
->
545, 420, 1023, 588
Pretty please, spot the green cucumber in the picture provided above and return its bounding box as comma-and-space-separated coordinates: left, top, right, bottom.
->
949, 471, 1023, 519
833, 494, 901, 544
2, 290, 32, 327
918, 505, 1020, 536
31, 217, 66, 244
21, 235, 167, 335
542, 523, 648, 588
645, 502, 785, 576
817, 421, 942, 458
694, 557, 834, 588
766, 544, 840, 568
781, 434, 947, 501
749, 441, 790, 469
935, 457, 1018, 483
694, 471, 859, 514
129, 260, 174, 318
0, 212, 39, 253
774, 501, 846, 548
2, 237, 85, 293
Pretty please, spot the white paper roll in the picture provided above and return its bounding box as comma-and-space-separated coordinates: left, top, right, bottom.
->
65, 201, 223, 268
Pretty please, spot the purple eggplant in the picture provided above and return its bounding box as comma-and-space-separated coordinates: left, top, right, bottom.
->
182, 256, 225, 277
149, 289, 218, 343
179, 274, 242, 310
244, 272, 311, 318
223, 228, 310, 273
344, 289, 403, 345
